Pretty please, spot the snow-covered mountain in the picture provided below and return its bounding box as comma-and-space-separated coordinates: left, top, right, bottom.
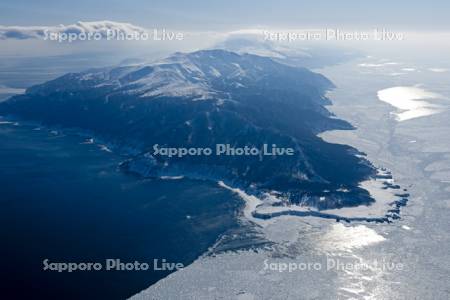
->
0, 49, 376, 209
26, 49, 332, 100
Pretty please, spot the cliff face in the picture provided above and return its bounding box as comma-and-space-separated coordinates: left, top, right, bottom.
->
0, 49, 376, 209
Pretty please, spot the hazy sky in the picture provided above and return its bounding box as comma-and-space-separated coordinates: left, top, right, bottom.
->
1, 0, 450, 30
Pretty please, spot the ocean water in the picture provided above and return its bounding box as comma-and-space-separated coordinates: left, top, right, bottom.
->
0, 122, 241, 300
377, 86, 445, 121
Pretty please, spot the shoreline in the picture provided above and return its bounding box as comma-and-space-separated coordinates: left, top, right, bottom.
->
129, 55, 450, 299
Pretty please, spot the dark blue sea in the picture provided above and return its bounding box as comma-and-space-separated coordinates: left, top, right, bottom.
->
0, 121, 241, 299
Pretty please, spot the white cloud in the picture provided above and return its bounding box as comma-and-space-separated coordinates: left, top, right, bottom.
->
428, 68, 448, 73
0, 21, 146, 40
0, 85, 25, 95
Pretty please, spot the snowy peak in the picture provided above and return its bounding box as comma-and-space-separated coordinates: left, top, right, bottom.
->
0, 49, 375, 210
25, 49, 331, 102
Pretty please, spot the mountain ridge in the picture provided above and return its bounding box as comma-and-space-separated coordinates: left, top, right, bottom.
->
0, 49, 376, 209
